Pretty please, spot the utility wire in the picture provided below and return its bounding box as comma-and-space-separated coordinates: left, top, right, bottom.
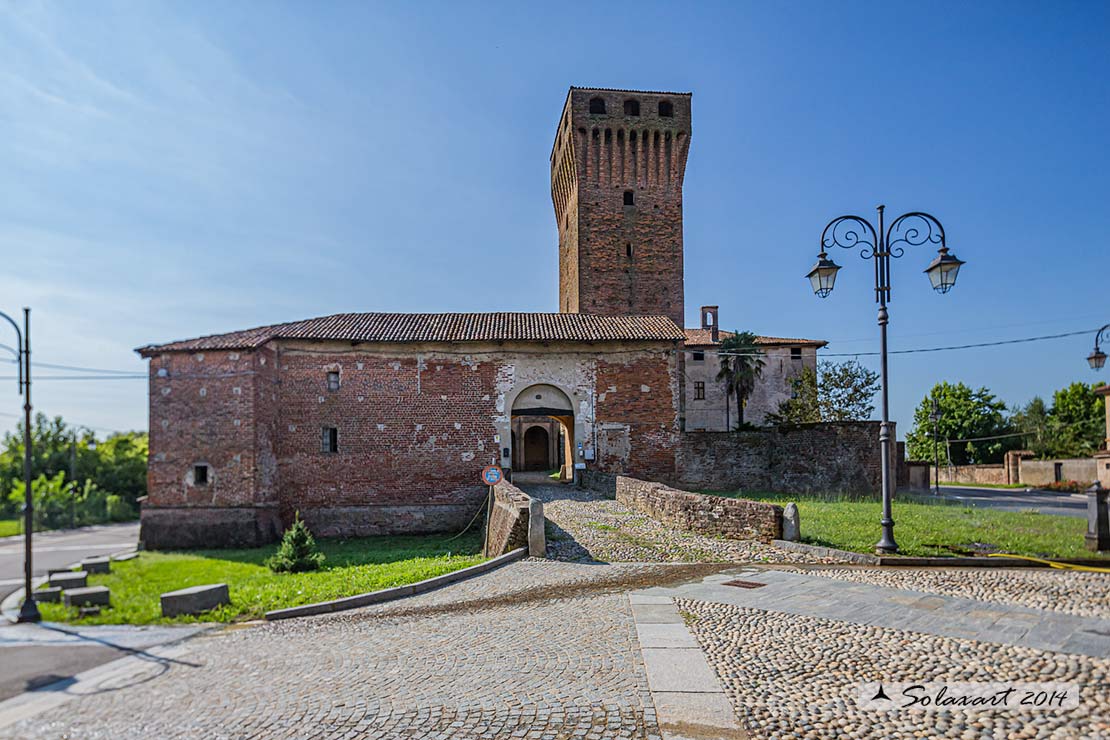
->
710, 328, 1097, 359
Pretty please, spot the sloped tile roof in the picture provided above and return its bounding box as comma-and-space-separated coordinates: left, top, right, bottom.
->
684, 328, 827, 348
137, 312, 686, 355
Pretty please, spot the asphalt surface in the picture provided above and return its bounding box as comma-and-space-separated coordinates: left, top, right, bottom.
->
0, 522, 140, 603
905, 485, 1088, 518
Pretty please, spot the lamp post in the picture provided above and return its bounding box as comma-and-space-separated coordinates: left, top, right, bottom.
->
929, 397, 942, 495
807, 206, 964, 554
0, 308, 39, 622
1089, 325, 1108, 371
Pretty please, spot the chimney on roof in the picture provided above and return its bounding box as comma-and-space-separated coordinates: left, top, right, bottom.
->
700, 306, 719, 343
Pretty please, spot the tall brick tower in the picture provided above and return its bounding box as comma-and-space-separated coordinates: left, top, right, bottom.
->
551, 87, 691, 328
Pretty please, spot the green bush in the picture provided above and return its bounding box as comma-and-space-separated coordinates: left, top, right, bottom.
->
266, 513, 325, 573
106, 494, 135, 522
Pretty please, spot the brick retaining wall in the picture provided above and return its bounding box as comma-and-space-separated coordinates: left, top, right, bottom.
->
484, 481, 545, 558
675, 422, 884, 495
615, 476, 782, 541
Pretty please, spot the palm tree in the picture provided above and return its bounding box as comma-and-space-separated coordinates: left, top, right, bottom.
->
716, 331, 765, 428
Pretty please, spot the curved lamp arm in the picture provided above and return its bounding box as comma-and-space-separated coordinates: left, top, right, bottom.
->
0, 310, 23, 392
885, 211, 946, 259
820, 215, 879, 259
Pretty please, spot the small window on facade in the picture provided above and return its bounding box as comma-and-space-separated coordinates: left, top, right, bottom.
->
321, 426, 339, 454
623, 190, 634, 206
791, 347, 802, 361
692, 351, 705, 362
626, 242, 633, 258
694, 381, 706, 400
194, 464, 209, 486
659, 101, 674, 117
624, 99, 640, 116
327, 371, 340, 391
589, 97, 606, 114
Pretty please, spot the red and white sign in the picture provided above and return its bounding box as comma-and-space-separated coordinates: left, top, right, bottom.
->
480, 465, 504, 486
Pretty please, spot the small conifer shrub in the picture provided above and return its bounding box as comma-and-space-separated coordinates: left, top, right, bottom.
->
266, 512, 325, 573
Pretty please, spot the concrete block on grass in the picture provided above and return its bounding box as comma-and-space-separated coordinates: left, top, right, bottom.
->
161, 583, 230, 617
32, 587, 62, 603
49, 571, 87, 590
81, 557, 111, 574
63, 586, 110, 608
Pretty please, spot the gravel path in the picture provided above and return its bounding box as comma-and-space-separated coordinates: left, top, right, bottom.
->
777, 567, 1110, 621
523, 482, 842, 564
677, 599, 1110, 740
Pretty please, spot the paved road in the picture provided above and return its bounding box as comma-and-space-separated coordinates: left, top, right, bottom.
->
0, 522, 140, 603
0, 562, 1106, 739
904, 485, 1088, 518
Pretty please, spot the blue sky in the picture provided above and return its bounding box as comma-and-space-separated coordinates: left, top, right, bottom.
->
0, 0, 1107, 436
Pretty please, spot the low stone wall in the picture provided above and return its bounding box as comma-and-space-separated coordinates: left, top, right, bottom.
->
615, 476, 782, 541
484, 481, 545, 558
675, 422, 884, 496
1021, 459, 1098, 486
140, 505, 282, 550
904, 461, 931, 490
577, 469, 617, 497
938, 464, 1008, 486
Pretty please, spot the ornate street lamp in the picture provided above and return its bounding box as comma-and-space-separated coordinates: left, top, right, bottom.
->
808, 206, 965, 554
0, 308, 38, 622
1089, 325, 1108, 371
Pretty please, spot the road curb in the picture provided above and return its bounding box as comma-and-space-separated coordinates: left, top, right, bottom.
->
264, 548, 528, 620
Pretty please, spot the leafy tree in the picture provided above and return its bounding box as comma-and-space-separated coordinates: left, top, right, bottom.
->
1012, 382, 1106, 458
906, 382, 1015, 465
716, 331, 765, 428
0, 414, 147, 519
267, 512, 325, 573
768, 360, 879, 425
1010, 396, 1052, 458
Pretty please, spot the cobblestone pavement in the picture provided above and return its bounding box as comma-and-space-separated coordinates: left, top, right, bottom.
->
777, 566, 1110, 621
3, 561, 724, 740
678, 599, 1110, 740
522, 482, 840, 564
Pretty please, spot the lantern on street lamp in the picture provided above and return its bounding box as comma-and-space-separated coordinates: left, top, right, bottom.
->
923, 246, 965, 294
806, 250, 842, 298
1089, 326, 1109, 371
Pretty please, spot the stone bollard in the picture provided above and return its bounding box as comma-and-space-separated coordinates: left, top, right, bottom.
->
782, 503, 801, 542
1086, 482, 1109, 552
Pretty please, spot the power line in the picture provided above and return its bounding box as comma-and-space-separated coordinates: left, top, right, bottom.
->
0, 375, 145, 380
0, 357, 142, 375
710, 327, 1097, 359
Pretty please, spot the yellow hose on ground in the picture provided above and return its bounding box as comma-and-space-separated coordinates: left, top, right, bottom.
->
986, 553, 1110, 573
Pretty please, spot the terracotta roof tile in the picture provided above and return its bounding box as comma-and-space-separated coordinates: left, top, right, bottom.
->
683, 328, 827, 348
137, 312, 686, 355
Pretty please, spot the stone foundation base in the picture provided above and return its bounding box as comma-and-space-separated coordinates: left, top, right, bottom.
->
299, 504, 479, 538
140, 506, 282, 550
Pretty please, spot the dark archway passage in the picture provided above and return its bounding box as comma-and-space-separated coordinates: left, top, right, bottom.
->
523, 426, 551, 471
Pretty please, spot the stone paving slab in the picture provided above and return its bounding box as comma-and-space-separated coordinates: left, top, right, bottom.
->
637, 568, 1110, 659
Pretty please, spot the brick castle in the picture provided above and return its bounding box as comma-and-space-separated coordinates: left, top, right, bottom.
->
137, 87, 824, 548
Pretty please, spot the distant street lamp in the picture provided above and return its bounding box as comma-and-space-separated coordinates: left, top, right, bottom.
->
929, 397, 943, 495
0, 308, 38, 622
1089, 325, 1108, 371
807, 206, 965, 554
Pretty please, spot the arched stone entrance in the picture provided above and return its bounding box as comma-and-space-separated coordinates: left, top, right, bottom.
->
510, 383, 575, 482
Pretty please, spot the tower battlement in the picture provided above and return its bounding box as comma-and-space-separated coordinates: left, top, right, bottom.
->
552, 87, 691, 327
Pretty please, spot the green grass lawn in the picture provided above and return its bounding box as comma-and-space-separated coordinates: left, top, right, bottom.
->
708, 491, 1106, 560
36, 531, 485, 625
0, 517, 20, 538
939, 481, 1029, 490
